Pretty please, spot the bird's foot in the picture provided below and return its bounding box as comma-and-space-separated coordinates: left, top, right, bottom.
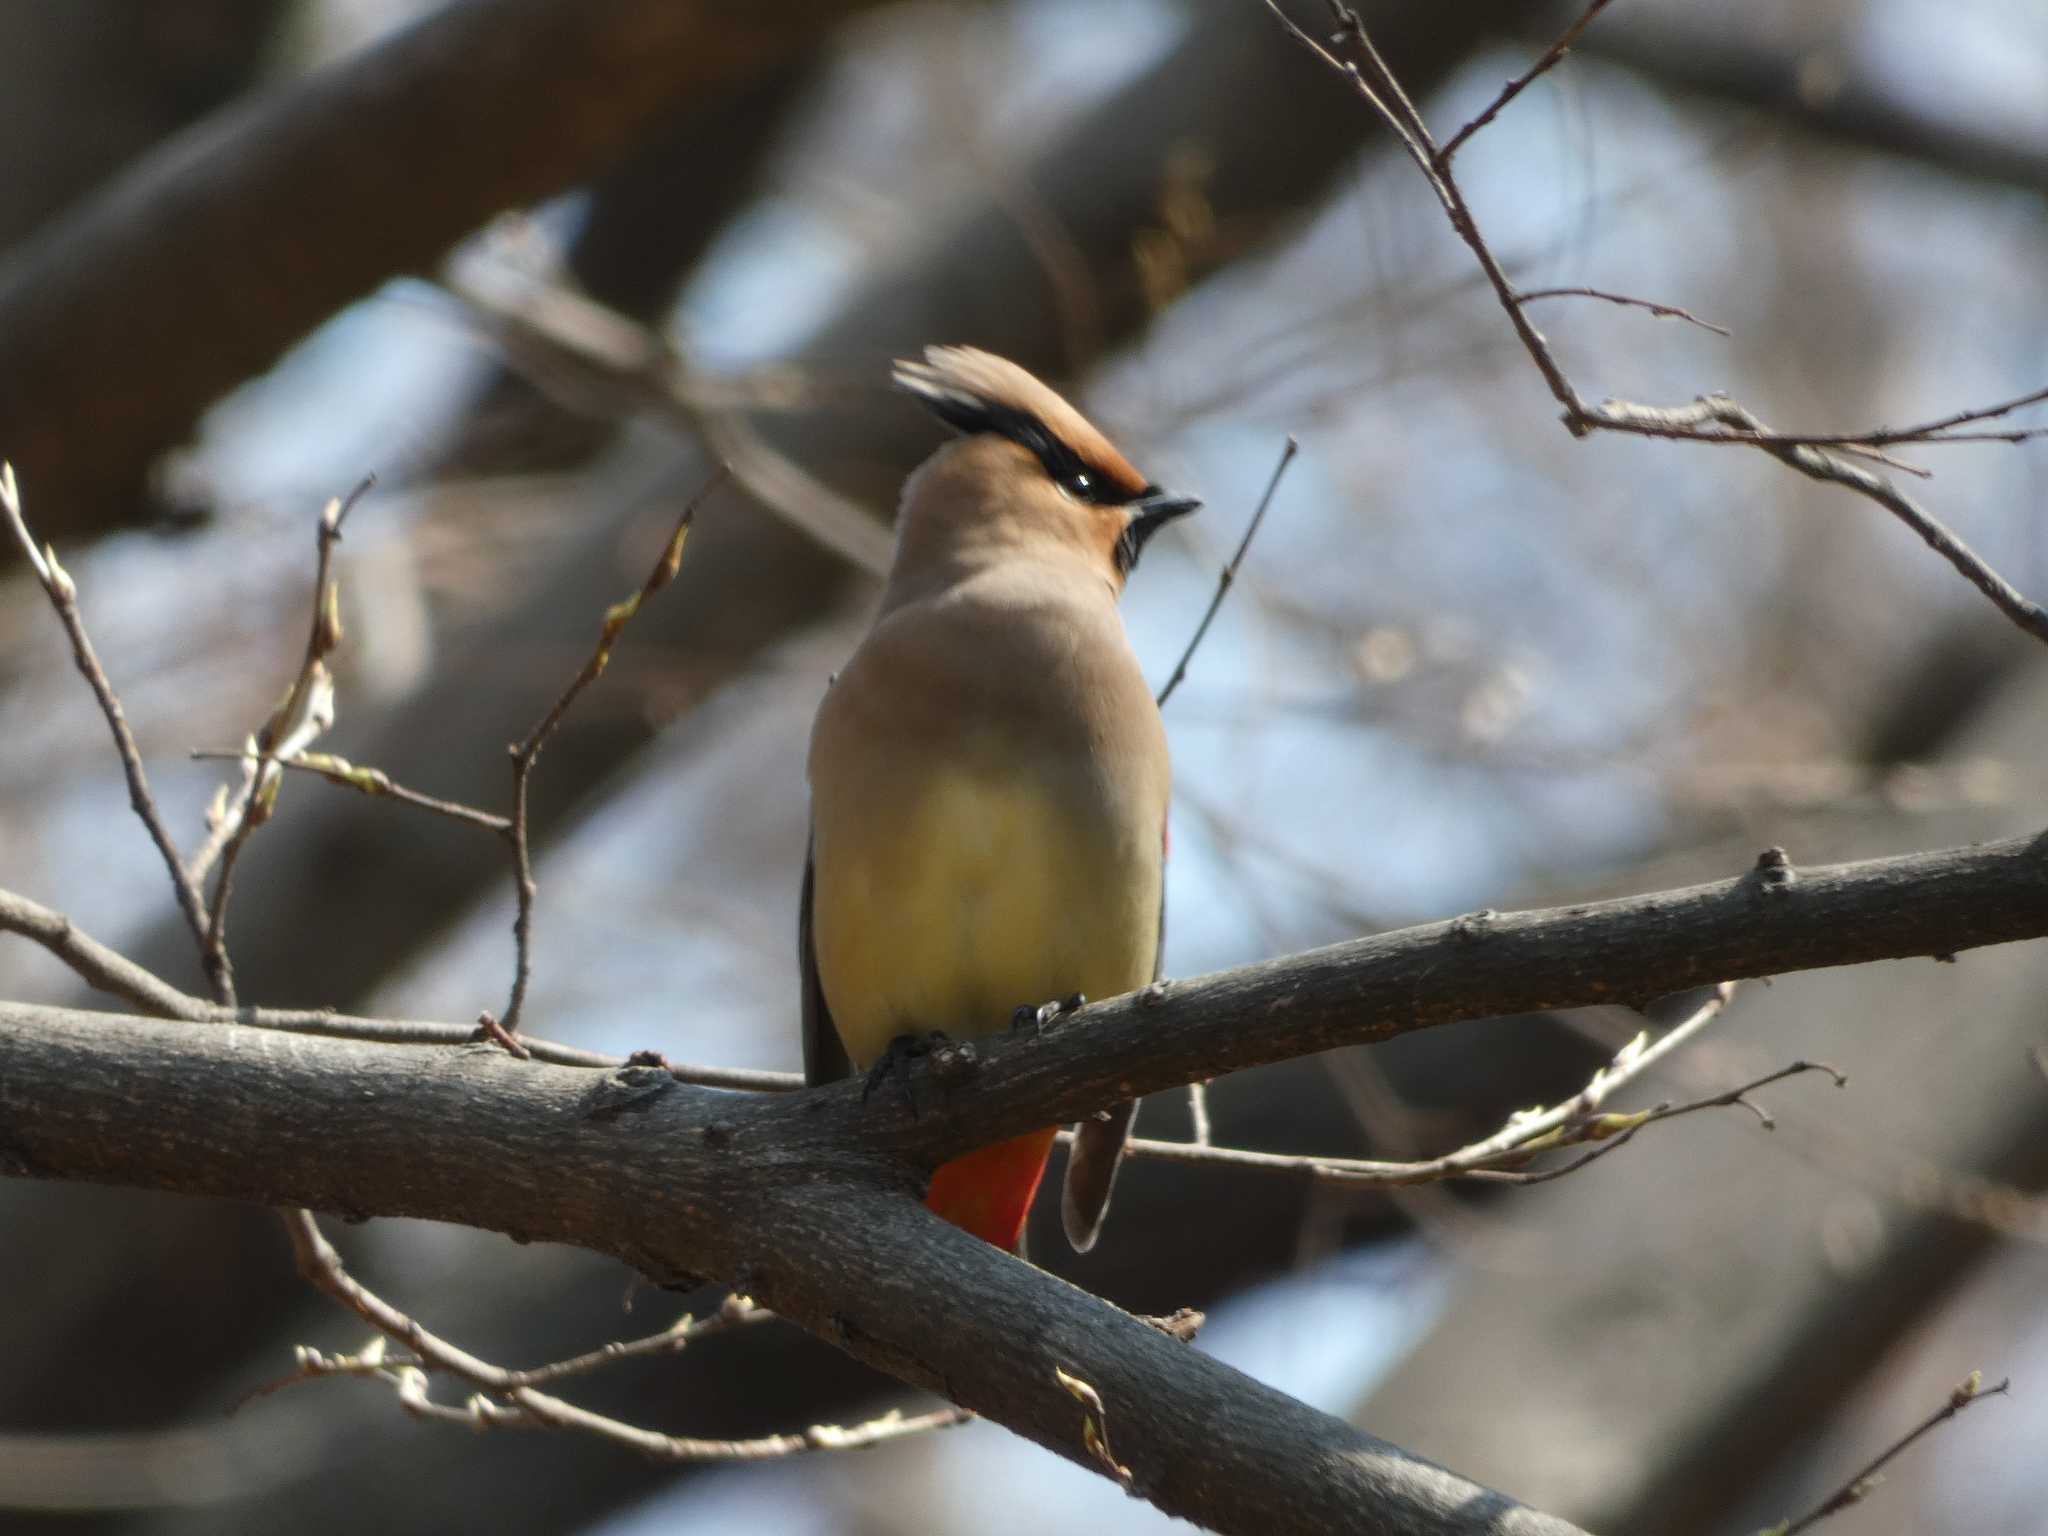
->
862, 1030, 958, 1116
1009, 993, 1087, 1035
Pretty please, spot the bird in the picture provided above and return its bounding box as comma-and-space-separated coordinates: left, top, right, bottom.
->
800, 345, 1198, 1255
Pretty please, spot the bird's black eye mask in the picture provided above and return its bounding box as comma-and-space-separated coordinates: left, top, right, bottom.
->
910, 392, 1133, 506
904, 386, 1200, 573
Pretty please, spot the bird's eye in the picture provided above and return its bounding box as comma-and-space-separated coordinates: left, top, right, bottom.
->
1060, 470, 1094, 500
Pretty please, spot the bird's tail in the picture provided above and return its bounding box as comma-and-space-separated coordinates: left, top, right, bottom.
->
1060, 1098, 1138, 1253
925, 1128, 1059, 1253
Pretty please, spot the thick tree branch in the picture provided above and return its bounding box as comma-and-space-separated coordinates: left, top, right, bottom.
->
841, 833, 2047, 1159
0, 1003, 1580, 1536
12, 831, 2047, 1176
6, 825, 2044, 1528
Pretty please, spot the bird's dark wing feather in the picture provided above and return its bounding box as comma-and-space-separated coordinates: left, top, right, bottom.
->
800, 833, 853, 1087
1059, 838, 1165, 1252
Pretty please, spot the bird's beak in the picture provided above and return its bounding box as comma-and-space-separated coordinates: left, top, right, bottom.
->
1118, 488, 1201, 573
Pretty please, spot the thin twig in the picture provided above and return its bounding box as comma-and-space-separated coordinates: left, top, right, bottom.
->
1438, 0, 1615, 162
1156, 436, 1296, 707
189, 751, 511, 833
1, 463, 220, 996
1263, 3, 1587, 418
498, 465, 729, 1034
281, 1210, 970, 1460
1518, 286, 1730, 336
1589, 396, 2048, 646
1153, 437, 1297, 1138
245, 1295, 781, 1408
1260, 4, 2048, 654
195, 479, 374, 995
1747, 382, 2048, 449
0, 888, 213, 1021
500, 1293, 775, 1388
1766, 1372, 2010, 1536
1092, 987, 1848, 1189
1107, 1056, 1842, 1188
0, 882, 804, 1082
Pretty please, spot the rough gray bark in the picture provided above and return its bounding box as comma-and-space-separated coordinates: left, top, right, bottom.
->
1, 1002, 1583, 1536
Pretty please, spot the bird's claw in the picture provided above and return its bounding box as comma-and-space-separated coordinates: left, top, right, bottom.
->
1011, 992, 1086, 1034
862, 1030, 955, 1117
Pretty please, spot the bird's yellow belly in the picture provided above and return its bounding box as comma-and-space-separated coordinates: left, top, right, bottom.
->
811, 768, 1157, 1069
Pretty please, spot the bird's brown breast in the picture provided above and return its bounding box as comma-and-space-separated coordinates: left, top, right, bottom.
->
807, 573, 1166, 1066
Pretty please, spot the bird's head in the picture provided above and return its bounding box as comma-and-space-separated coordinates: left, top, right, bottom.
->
891, 346, 1199, 591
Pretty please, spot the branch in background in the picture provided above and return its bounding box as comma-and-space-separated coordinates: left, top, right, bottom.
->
497, 465, 728, 1033
279, 1211, 970, 1461
1517, 285, 1730, 336
1261, 0, 2048, 651
192, 478, 374, 995
1154, 433, 1295, 1141
189, 751, 512, 835
1103, 985, 1851, 1187
0, 887, 206, 1022
1765, 1372, 2010, 1536
0, 0, 884, 537
242, 1290, 774, 1407
1436, 0, 1614, 161
0, 463, 217, 992
189, 480, 374, 879
1155, 435, 1296, 708
444, 244, 897, 575
1587, 396, 2048, 644
0, 880, 793, 1084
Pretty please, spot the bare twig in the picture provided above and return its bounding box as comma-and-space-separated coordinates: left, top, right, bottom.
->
1, 463, 218, 995
0, 881, 804, 1083
1587, 396, 2048, 645
1518, 286, 1730, 336
1156, 436, 1296, 708
1744, 382, 2048, 449
1437, 0, 1615, 162
243, 1294, 780, 1411
1765, 1371, 2010, 1535
498, 466, 728, 1034
189, 751, 511, 833
281, 1210, 970, 1460
472, 1010, 531, 1060
499, 1292, 775, 1388
0, 888, 210, 1021
193, 479, 374, 997
1157, 435, 1295, 1143
1259, 3, 2048, 653
1107, 1055, 1843, 1188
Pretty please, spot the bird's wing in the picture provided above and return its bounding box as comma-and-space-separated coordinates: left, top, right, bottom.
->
1059, 818, 1166, 1253
799, 832, 854, 1087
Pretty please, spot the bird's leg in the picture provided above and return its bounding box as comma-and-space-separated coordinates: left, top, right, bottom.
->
862, 1030, 954, 1115
1010, 992, 1087, 1035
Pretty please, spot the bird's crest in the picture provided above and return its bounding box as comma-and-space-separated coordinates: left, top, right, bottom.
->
893, 346, 1150, 504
